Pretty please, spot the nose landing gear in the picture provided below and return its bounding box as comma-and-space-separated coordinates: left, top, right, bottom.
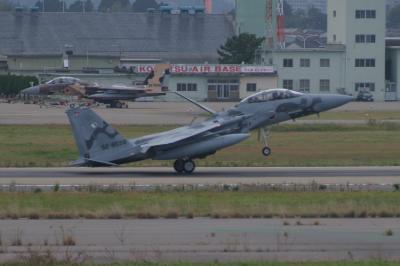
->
173, 159, 196, 174
259, 127, 272, 157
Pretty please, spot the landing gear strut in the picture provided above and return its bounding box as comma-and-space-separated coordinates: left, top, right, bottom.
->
259, 127, 272, 157
174, 159, 196, 174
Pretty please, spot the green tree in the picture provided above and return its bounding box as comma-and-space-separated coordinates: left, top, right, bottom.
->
132, 0, 159, 12
0, 0, 13, 11
0, 74, 38, 96
283, 0, 293, 17
218, 33, 265, 64
388, 4, 400, 28
284, 3, 327, 30
68, 0, 94, 12
305, 6, 327, 30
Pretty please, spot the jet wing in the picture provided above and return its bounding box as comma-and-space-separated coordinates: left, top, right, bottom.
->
132, 120, 222, 153
87, 86, 165, 101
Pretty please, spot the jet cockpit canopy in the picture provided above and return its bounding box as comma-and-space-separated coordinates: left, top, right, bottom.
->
241, 89, 303, 104
46, 77, 81, 85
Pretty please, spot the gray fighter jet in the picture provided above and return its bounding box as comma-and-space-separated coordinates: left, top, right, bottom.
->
66, 89, 353, 173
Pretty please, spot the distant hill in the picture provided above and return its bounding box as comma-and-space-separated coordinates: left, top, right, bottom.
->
8, 0, 235, 13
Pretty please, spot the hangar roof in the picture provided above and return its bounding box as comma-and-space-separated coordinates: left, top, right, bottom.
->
0, 12, 234, 63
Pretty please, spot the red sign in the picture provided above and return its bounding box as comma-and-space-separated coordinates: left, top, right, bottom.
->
135, 65, 155, 73
119, 64, 275, 74
171, 64, 242, 74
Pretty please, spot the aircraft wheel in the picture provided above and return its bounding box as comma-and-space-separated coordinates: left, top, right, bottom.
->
173, 159, 185, 173
262, 147, 272, 157
183, 159, 196, 174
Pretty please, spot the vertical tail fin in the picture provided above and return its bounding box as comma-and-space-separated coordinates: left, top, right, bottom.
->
145, 63, 170, 92
66, 106, 133, 166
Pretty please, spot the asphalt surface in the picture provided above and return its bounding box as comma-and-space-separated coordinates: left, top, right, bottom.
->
0, 167, 399, 185
0, 219, 399, 262
1, 101, 400, 125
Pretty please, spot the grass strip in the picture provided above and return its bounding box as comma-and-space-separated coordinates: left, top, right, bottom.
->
0, 191, 399, 219
1, 123, 400, 167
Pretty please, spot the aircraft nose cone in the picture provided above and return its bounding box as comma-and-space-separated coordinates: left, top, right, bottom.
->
321, 94, 353, 111
21, 85, 40, 95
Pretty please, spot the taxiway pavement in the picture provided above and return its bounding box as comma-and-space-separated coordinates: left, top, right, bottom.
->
0, 219, 399, 262
1, 102, 400, 125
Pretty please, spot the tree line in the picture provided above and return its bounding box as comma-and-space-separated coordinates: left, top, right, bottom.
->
0, 74, 38, 96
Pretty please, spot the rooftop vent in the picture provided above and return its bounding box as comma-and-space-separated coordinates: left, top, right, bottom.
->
194, 6, 205, 15
146, 8, 156, 13
179, 6, 192, 15
30, 6, 40, 15
14, 6, 24, 12
160, 5, 172, 15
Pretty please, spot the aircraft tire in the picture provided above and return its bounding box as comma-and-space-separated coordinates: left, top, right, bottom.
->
183, 159, 196, 174
173, 159, 185, 173
262, 147, 272, 157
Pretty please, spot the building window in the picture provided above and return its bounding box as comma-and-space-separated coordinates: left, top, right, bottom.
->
356, 34, 376, 43
283, 58, 293, 67
355, 34, 365, 43
366, 10, 376, 18
355, 59, 364, 67
320, 58, 330, 67
177, 83, 197, 92
283, 80, 293, 90
355, 82, 375, 92
177, 83, 187, 91
299, 79, 310, 93
366, 59, 375, 67
356, 10, 365, 19
366, 34, 376, 43
320, 79, 330, 92
355, 58, 375, 67
187, 83, 197, 91
333, 34, 336, 42
356, 9, 376, 19
300, 58, 310, 67
333, 10, 336, 17
246, 83, 257, 92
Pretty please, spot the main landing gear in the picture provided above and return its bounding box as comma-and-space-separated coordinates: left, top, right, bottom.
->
173, 159, 196, 174
259, 127, 272, 157
109, 101, 128, 109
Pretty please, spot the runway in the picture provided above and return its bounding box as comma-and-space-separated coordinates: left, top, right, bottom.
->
0, 167, 399, 185
0, 219, 399, 262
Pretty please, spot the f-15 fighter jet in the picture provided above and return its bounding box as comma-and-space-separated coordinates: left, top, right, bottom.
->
22, 64, 169, 108
66, 89, 353, 173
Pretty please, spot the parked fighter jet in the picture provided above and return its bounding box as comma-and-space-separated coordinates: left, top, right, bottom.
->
66, 89, 353, 173
22, 64, 169, 108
